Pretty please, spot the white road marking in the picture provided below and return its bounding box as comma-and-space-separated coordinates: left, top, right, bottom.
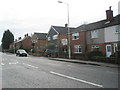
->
50, 71, 103, 88
22, 63, 38, 69
1, 63, 4, 65
106, 71, 115, 74
9, 62, 19, 65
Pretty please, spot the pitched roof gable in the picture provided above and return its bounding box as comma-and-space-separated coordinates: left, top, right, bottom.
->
51, 26, 76, 34
34, 33, 47, 40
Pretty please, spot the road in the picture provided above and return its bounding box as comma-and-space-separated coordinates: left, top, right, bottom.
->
1, 52, 118, 88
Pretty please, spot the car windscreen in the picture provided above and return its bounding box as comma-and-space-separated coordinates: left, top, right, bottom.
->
19, 50, 26, 53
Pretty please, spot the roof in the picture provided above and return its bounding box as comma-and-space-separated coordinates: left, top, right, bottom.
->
70, 24, 87, 33
34, 33, 47, 40
14, 36, 31, 44
49, 14, 120, 34
76, 14, 120, 32
51, 26, 75, 34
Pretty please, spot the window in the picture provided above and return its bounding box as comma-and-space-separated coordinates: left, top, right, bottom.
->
48, 37, 50, 41
116, 25, 120, 33
106, 46, 111, 52
63, 48, 67, 53
61, 39, 67, 45
91, 30, 98, 38
74, 45, 82, 53
91, 45, 99, 51
72, 33, 79, 40
53, 35, 58, 40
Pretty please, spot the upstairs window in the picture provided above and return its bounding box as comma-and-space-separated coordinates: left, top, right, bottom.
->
61, 39, 68, 45
53, 35, 58, 40
48, 37, 50, 41
91, 30, 98, 38
72, 33, 79, 40
74, 45, 82, 53
116, 25, 120, 33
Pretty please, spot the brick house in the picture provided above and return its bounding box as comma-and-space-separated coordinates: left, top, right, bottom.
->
70, 25, 87, 59
31, 33, 47, 53
85, 7, 120, 57
47, 25, 75, 58
47, 7, 119, 59
104, 14, 120, 57
9, 34, 32, 52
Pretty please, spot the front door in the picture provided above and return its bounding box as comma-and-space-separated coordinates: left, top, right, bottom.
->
106, 45, 112, 57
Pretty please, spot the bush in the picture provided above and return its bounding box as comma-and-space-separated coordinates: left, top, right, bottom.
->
90, 56, 117, 64
110, 51, 120, 58
87, 51, 103, 59
8, 48, 17, 53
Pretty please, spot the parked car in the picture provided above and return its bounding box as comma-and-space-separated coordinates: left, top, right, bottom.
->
44, 49, 52, 57
16, 49, 28, 57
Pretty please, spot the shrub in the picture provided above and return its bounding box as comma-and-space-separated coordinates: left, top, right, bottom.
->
87, 51, 103, 60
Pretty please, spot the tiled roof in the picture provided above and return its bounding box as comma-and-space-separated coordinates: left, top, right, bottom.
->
14, 36, 31, 43
34, 33, 47, 40
76, 14, 120, 32
50, 14, 120, 34
52, 26, 75, 34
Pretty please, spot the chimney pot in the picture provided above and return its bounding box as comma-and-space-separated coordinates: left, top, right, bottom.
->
106, 6, 113, 21
65, 24, 68, 27
109, 6, 111, 10
18, 37, 21, 40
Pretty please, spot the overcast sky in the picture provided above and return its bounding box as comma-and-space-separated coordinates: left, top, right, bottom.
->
0, 0, 120, 44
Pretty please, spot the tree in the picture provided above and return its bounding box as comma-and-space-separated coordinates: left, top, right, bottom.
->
46, 43, 56, 50
1, 29, 14, 50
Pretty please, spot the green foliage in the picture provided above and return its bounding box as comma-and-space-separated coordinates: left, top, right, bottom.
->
118, 42, 120, 51
9, 48, 17, 53
114, 42, 120, 59
1, 29, 14, 50
87, 51, 103, 59
46, 43, 56, 50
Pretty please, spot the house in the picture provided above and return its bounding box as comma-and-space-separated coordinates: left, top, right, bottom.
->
85, 19, 106, 55
47, 25, 75, 58
9, 34, 32, 52
85, 7, 120, 57
47, 7, 119, 59
104, 14, 120, 57
70, 25, 87, 59
31, 32, 47, 53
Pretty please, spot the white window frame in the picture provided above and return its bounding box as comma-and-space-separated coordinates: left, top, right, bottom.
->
91, 30, 98, 38
115, 25, 120, 33
91, 45, 99, 51
74, 45, 82, 53
61, 39, 68, 45
53, 35, 58, 40
48, 37, 50, 41
72, 33, 79, 40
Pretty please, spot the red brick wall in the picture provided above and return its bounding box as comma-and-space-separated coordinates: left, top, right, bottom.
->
70, 32, 86, 54
36, 39, 47, 49
22, 36, 32, 49
87, 43, 106, 56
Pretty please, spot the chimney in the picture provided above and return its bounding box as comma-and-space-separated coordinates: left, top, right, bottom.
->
18, 37, 21, 40
106, 6, 113, 21
65, 24, 68, 28
24, 34, 27, 37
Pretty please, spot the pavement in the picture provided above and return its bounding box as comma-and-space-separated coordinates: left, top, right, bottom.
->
49, 58, 119, 68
